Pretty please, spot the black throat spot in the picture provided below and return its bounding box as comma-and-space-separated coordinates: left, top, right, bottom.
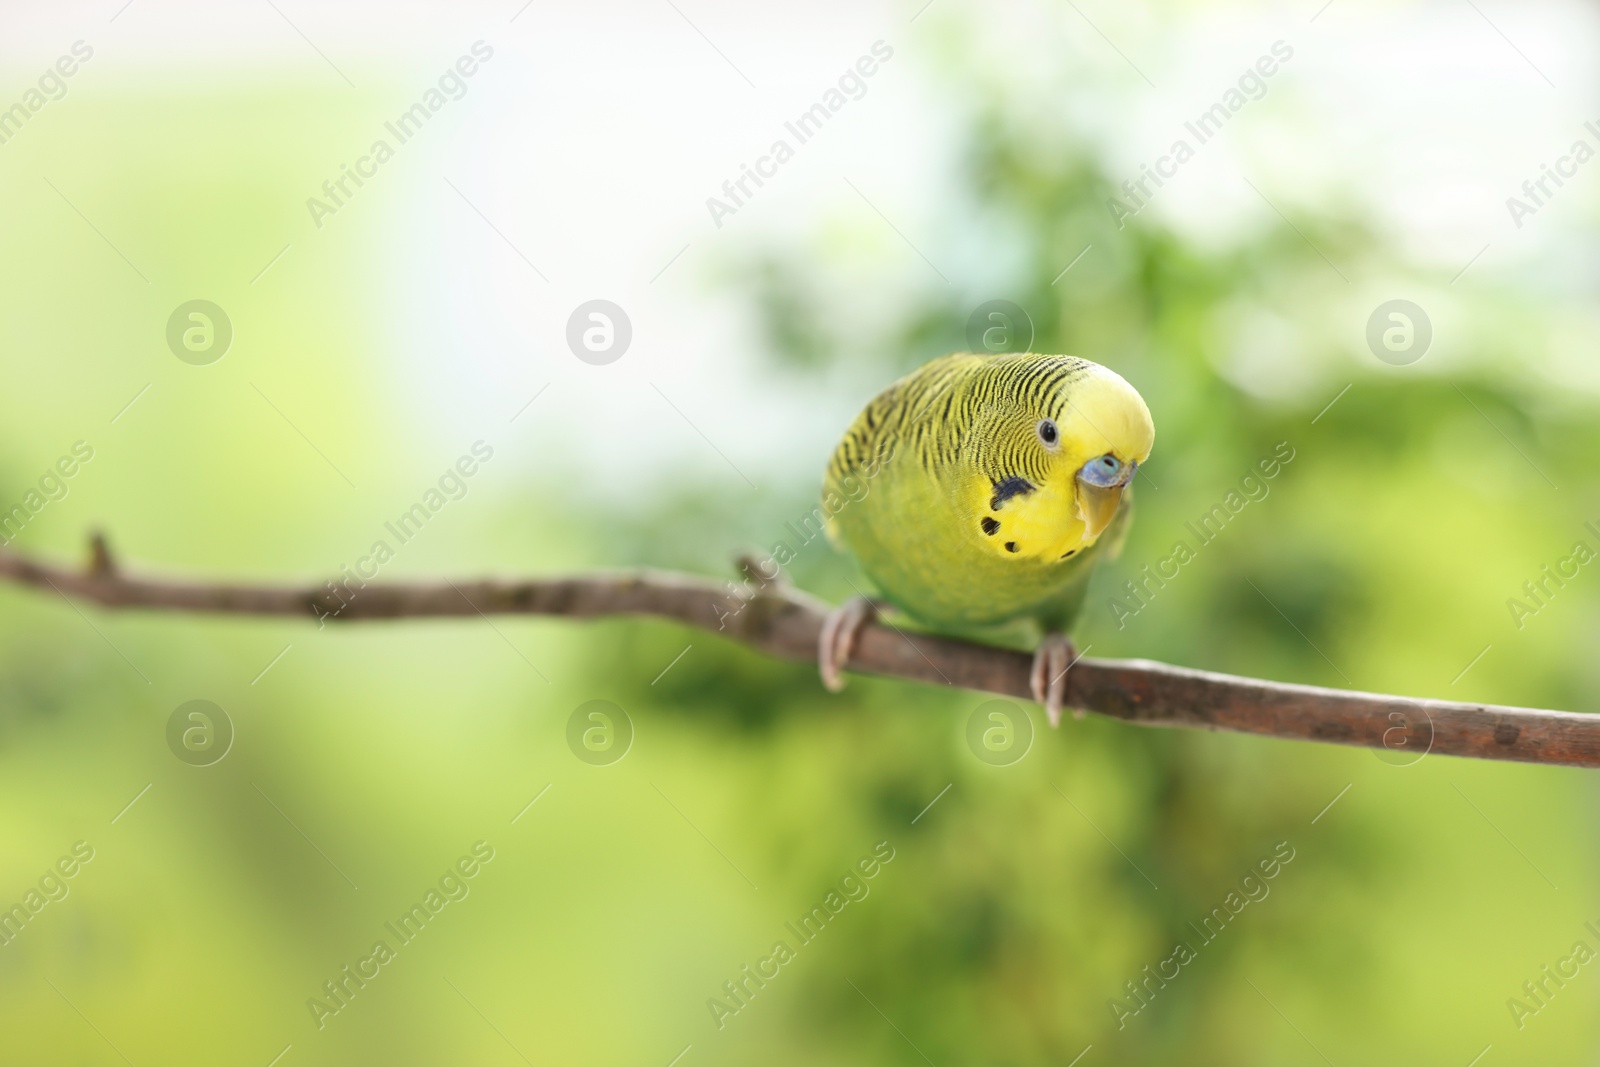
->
990, 476, 1036, 512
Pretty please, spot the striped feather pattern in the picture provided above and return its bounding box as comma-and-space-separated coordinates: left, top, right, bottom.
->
828, 352, 1093, 487
821, 352, 1150, 631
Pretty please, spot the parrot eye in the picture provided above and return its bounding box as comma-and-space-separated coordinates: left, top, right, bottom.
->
1078, 452, 1127, 487
1036, 419, 1059, 448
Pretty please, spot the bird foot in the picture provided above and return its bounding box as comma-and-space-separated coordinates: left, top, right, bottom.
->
1030, 634, 1082, 728
818, 596, 879, 693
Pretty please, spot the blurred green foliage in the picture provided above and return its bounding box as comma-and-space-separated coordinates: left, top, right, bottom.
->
2, 27, 1599, 1067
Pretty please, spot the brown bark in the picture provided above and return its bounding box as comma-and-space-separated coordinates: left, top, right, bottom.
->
1, 539, 1592, 767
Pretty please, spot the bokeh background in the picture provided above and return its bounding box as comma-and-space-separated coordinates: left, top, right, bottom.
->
3, 0, 1600, 1063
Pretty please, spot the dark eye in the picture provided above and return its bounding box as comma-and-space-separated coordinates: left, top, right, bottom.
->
1037, 419, 1058, 447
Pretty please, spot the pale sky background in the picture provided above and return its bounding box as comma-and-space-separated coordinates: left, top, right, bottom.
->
3, 0, 1597, 497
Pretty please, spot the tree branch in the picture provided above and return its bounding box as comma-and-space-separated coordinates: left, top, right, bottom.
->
0, 538, 1593, 767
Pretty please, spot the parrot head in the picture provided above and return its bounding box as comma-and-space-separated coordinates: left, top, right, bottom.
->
963, 355, 1154, 562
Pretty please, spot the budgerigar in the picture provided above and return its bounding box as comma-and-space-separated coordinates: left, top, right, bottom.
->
818, 352, 1154, 725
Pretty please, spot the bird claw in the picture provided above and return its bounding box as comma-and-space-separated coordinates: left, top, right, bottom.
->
1030, 634, 1080, 728
818, 597, 878, 693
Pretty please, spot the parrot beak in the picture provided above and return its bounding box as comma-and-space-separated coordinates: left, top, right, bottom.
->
1075, 458, 1137, 541
1075, 484, 1123, 541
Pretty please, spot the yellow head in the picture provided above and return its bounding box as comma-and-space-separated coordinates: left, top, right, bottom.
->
957, 354, 1154, 562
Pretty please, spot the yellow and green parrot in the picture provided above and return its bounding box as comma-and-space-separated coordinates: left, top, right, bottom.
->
819, 351, 1154, 725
